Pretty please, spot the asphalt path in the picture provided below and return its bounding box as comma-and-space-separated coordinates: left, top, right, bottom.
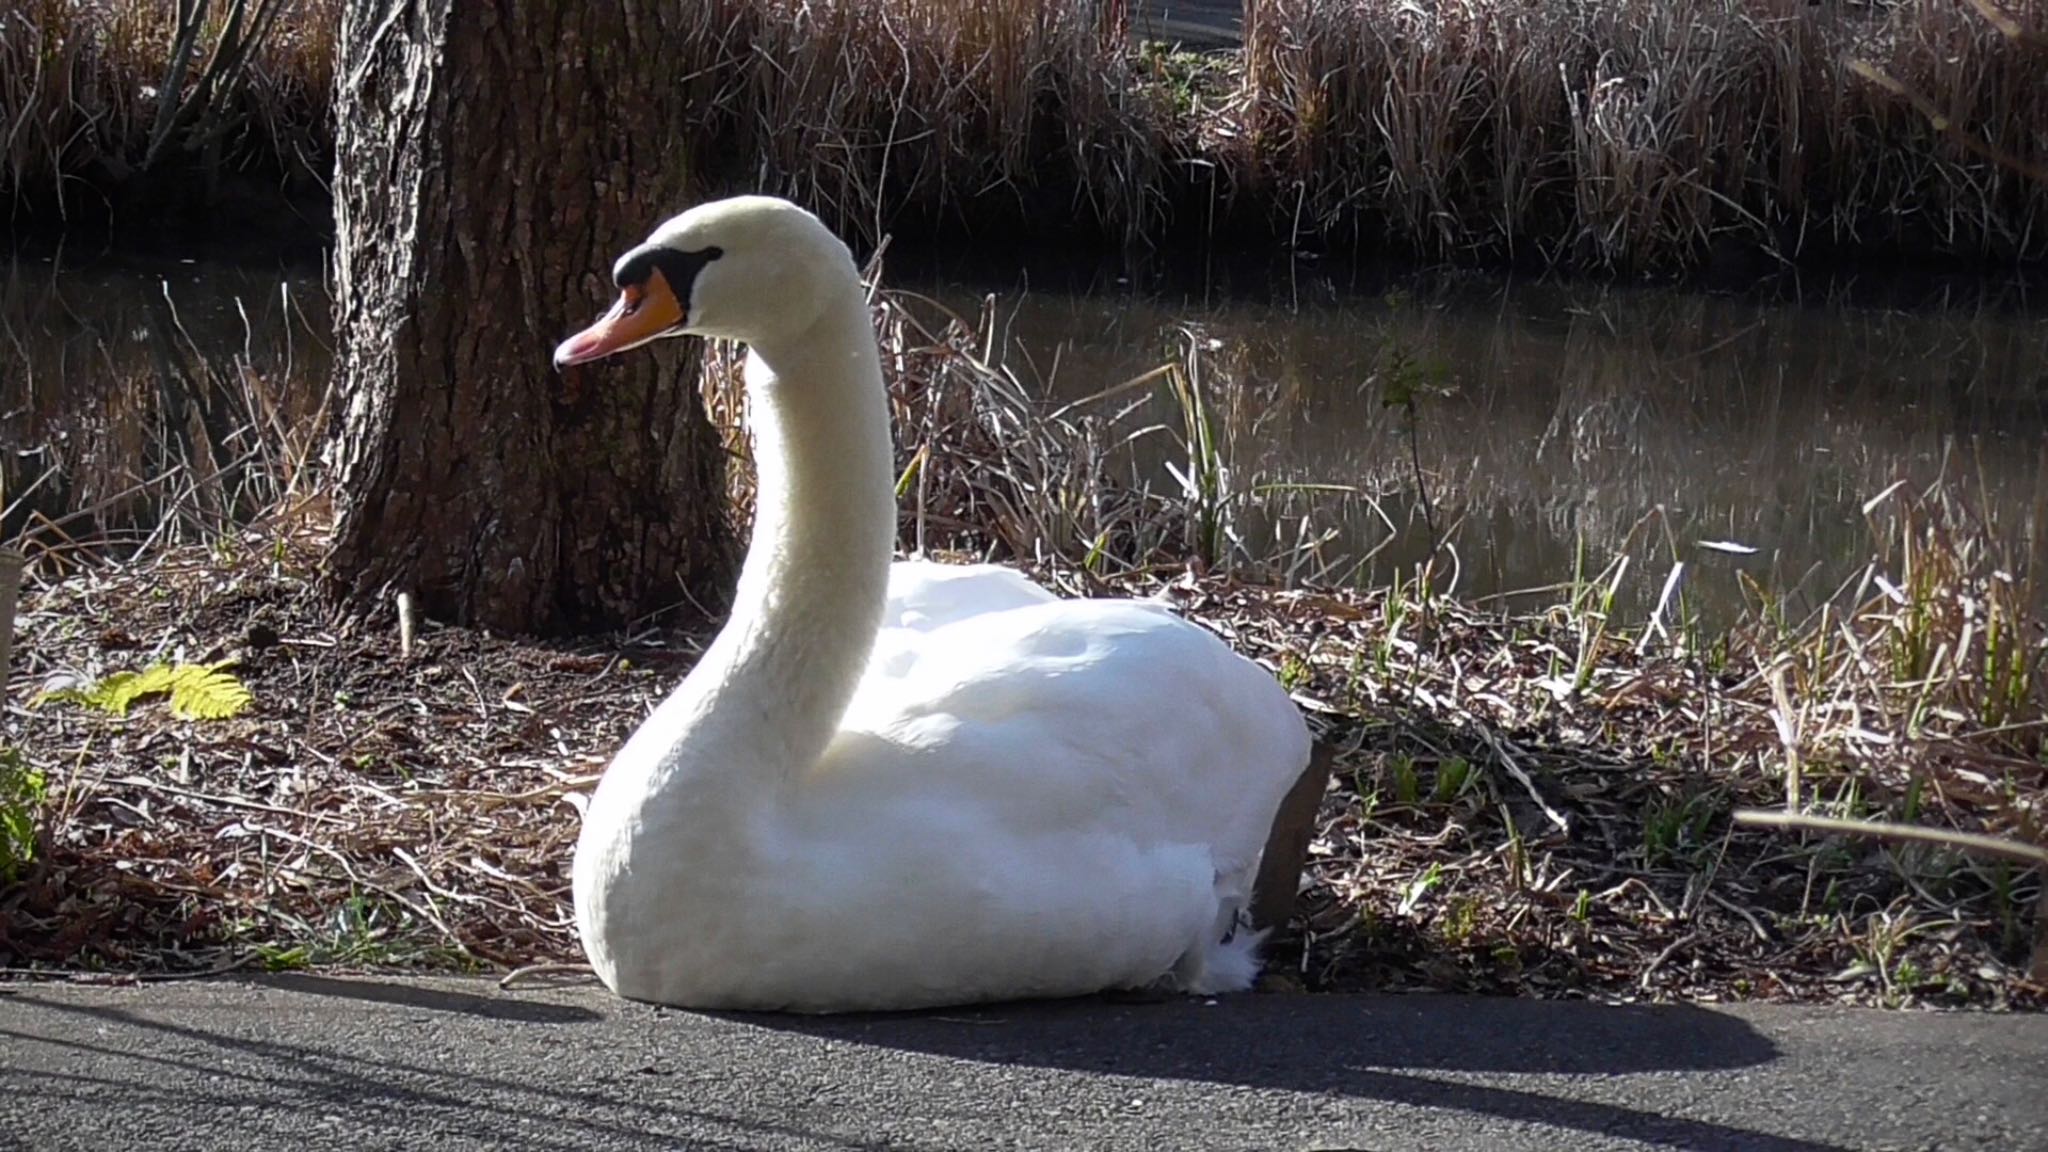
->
1, 975, 2041, 1151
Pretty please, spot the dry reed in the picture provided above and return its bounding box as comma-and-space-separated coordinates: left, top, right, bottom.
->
657, 0, 1162, 249
1239, 0, 2048, 269
9, 1, 2047, 271
0, 253, 332, 560
0, 0, 338, 218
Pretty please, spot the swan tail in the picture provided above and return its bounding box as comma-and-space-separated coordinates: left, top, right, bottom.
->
1171, 920, 1268, 995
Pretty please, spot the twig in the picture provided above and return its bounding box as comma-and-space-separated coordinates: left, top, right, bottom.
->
1638, 931, 1700, 992
244, 821, 472, 959
1707, 889, 1773, 944
106, 775, 350, 826
397, 590, 416, 659
1479, 727, 1570, 836
1732, 810, 2048, 868
498, 962, 597, 990
0, 547, 21, 701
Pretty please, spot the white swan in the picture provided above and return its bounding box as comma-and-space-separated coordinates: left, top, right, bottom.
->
552, 196, 1313, 1013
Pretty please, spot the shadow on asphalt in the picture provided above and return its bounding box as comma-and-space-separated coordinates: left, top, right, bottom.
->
249, 973, 605, 1023
1, 985, 897, 1152
730, 991, 1777, 1076
0, 980, 1853, 1152
726, 992, 1855, 1152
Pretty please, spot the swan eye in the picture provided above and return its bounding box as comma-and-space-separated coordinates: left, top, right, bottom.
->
620, 285, 645, 316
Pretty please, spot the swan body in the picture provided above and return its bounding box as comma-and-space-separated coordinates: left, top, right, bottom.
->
554, 196, 1313, 1013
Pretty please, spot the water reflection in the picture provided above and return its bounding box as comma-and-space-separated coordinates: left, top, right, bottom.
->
895, 253, 2048, 621
5, 245, 2044, 625
1, 250, 330, 553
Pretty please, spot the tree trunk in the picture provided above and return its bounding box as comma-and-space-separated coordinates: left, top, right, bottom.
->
325, 1, 731, 635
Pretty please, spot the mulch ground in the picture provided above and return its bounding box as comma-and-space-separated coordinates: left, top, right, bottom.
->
2, 526, 2041, 1010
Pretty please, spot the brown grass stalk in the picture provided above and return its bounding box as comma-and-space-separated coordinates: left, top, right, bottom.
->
0, 0, 338, 215
0, 544, 20, 697
11, 1, 2048, 272
1236, 0, 2048, 269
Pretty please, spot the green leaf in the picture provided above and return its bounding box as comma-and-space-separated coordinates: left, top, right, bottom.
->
98, 666, 174, 715
165, 662, 254, 720
0, 745, 45, 882
37, 661, 251, 721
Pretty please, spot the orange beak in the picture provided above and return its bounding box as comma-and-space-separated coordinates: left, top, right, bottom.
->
553, 266, 686, 368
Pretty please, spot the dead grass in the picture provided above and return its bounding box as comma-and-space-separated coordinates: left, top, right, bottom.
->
1239, 0, 2048, 269
4, 492, 2038, 1005
0, 524, 670, 972
1164, 551, 2042, 1005
0, 0, 338, 218
9, 1, 2048, 271
0, 248, 331, 565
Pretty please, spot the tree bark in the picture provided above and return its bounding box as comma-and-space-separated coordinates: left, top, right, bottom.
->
326, 1, 732, 635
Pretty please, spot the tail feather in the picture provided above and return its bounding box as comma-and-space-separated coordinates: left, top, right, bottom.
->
1169, 921, 1268, 995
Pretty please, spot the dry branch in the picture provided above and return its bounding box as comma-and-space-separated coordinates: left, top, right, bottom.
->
0, 546, 20, 699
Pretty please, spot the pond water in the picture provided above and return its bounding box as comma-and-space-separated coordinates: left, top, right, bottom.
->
889, 247, 2048, 624
5, 241, 2045, 628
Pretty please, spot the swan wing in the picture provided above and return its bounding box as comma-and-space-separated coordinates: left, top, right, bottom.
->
882, 558, 1058, 631
830, 596, 1311, 885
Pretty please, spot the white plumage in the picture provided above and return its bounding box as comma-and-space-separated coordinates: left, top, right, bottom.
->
555, 196, 1312, 1013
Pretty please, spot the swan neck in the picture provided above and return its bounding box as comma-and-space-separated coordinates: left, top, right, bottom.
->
709, 295, 895, 778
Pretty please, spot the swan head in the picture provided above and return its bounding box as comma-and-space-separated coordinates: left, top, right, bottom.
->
554, 195, 857, 368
